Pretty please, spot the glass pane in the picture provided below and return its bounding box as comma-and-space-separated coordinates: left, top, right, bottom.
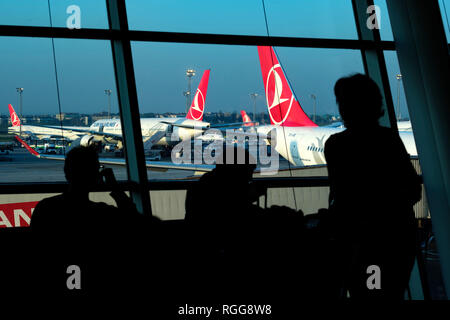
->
126, 0, 358, 39
131, 42, 364, 185
374, 0, 394, 41
438, 0, 450, 43
377, 0, 450, 43
0, 37, 128, 183
384, 51, 410, 122
0, 0, 108, 29
0, 0, 50, 27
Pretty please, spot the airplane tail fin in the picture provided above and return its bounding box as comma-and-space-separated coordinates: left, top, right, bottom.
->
14, 136, 39, 157
186, 69, 210, 121
257, 46, 317, 127
240, 110, 253, 127
8, 104, 21, 127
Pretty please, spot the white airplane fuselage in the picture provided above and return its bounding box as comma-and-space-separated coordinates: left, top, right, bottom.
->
89, 117, 209, 145
8, 125, 84, 140
256, 125, 418, 166
9, 117, 209, 145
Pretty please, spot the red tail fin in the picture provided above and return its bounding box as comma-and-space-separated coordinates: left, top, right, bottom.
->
186, 69, 210, 121
257, 46, 317, 127
15, 136, 39, 157
240, 110, 253, 127
8, 104, 21, 127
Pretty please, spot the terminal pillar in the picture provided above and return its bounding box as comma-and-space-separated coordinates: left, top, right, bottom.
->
387, 0, 450, 296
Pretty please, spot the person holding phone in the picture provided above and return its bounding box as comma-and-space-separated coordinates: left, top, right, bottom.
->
30, 146, 149, 294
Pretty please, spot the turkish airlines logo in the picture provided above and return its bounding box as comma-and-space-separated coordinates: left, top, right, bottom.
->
243, 114, 251, 122
11, 111, 20, 127
266, 64, 294, 125
189, 89, 205, 121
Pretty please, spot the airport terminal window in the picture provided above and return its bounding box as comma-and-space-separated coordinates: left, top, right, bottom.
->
383, 51, 410, 122
0, 0, 398, 222
0, 37, 128, 183
377, 0, 450, 43
438, 0, 450, 43
125, 0, 357, 39
0, 0, 50, 27
131, 42, 363, 186
374, 0, 394, 41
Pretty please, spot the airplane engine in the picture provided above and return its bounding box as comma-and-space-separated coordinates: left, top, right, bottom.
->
80, 135, 95, 147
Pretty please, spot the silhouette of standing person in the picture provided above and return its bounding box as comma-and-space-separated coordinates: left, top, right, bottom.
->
324, 74, 422, 300
30, 146, 147, 294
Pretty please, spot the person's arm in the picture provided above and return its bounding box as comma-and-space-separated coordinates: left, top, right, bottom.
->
101, 168, 138, 214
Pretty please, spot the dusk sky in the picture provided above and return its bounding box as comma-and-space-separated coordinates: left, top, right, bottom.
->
1, 0, 448, 119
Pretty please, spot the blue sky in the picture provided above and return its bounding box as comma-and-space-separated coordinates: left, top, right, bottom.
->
1, 0, 448, 119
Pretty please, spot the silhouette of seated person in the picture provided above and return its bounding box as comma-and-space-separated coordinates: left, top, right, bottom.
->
184, 144, 305, 300
324, 73, 422, 300
30, 146, 150, 293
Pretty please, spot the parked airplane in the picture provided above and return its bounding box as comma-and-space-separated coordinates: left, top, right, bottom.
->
8, 69, 212, 149
256, 46, 417, 166
15, 135, 214, 173
7, 104, 86, 140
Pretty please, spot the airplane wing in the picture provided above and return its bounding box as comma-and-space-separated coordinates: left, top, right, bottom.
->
161, 121, 258, 130
210, 122, 259, 129
159, 121, 209, 130
15, 135, 213, 173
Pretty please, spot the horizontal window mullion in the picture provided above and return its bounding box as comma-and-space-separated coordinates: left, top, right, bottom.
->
0, 25, 395, 50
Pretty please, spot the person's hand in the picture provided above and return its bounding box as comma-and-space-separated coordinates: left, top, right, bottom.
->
100, 167, 119, 191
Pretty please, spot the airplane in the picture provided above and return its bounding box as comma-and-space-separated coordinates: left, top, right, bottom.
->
15, 135, 215, 173
7, 104, 87, 141
255, 46, 418, 167
8, 69, 212, 150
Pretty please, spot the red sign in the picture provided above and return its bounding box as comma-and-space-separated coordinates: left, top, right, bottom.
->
0, 201, 39, 228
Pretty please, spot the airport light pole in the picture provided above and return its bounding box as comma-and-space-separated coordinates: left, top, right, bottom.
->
310, 93, 317, 124
250, 93, 259, 124
16, 87, 24, 136
105, 89, 112, 119
185, 68, 196, 114
396, 74, 402, 121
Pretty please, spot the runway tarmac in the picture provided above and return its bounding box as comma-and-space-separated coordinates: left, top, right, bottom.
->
0, 148, 196, 183
0, 147, 302, 184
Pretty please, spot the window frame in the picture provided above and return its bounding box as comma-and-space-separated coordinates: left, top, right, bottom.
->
0, 0, 399, 216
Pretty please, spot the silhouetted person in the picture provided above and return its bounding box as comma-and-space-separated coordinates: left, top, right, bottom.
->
185, 145, 305, 300
30, 146, 149, 294
324, 74, 422, 300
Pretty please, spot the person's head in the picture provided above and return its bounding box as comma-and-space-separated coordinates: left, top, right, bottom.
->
334, 73, 384, 129
185, 145, 259, 225
215, 144, 257, 182
64, 146, 100, 190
